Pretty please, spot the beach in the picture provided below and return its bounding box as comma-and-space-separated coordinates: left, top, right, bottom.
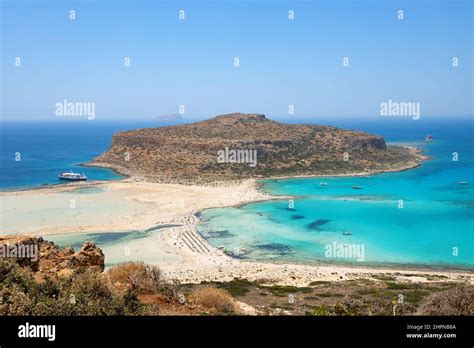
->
1, 178, 472, 286
0, 178, 275, 235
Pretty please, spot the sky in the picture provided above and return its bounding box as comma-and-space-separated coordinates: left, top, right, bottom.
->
1, 0, 472, 122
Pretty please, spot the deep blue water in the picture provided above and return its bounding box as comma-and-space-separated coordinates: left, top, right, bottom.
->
0, 120, 175, 190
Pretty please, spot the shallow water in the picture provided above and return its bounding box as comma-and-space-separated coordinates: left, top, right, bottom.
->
48, 225, 180, 267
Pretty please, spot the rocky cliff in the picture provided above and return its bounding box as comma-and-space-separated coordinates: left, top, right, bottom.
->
0, 235, 104, 279
89, 113, 424, 183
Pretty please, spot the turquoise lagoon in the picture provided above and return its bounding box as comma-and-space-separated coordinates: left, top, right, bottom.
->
197, 119, 474, 269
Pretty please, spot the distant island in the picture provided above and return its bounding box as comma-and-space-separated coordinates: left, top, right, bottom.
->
88, 113, 426, 184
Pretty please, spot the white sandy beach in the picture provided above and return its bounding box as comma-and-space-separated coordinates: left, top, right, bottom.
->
0, 178, 471, 286
0, 179, 275, 235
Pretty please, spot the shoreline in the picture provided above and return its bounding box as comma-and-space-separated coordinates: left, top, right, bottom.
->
2, 145, 471, 286
2, 144, 427, 193
1, 182, 472, 287
154, 216, 473, 286
226, 254, 474, 274
84, 144, 428, 186
258, 146, 429, 181
0, 163, 128, 194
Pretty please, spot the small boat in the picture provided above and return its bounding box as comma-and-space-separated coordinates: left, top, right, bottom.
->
425, 134, 433, 142
59, 170, 87, 181
352, 185, 362, 190
343, 231, 352, 236
458, 181, 468, 185
319, 182, 328, 186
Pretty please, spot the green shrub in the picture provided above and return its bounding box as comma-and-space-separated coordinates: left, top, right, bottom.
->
107, 262, 163, 293
217, 278, 253, 297
0, 260, 146, 316
417, 285, 473, 315
195, 287, 236, 314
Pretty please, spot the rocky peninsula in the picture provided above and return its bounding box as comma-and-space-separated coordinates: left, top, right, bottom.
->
88, 113, 426, 184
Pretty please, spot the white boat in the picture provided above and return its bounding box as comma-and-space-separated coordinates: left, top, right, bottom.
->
319, 182, 328, 186
458, 181, 468, 185
59, 170, 87, 181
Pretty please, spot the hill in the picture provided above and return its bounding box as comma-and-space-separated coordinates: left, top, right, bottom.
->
89, 113, 425, 183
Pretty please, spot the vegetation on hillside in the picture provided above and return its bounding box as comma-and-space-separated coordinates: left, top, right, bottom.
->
91, 113, 424, 183
1, 258, 471, 316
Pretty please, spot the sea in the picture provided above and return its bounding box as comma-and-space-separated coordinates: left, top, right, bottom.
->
0, 120, 153, 190
1, 117, 473, 269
